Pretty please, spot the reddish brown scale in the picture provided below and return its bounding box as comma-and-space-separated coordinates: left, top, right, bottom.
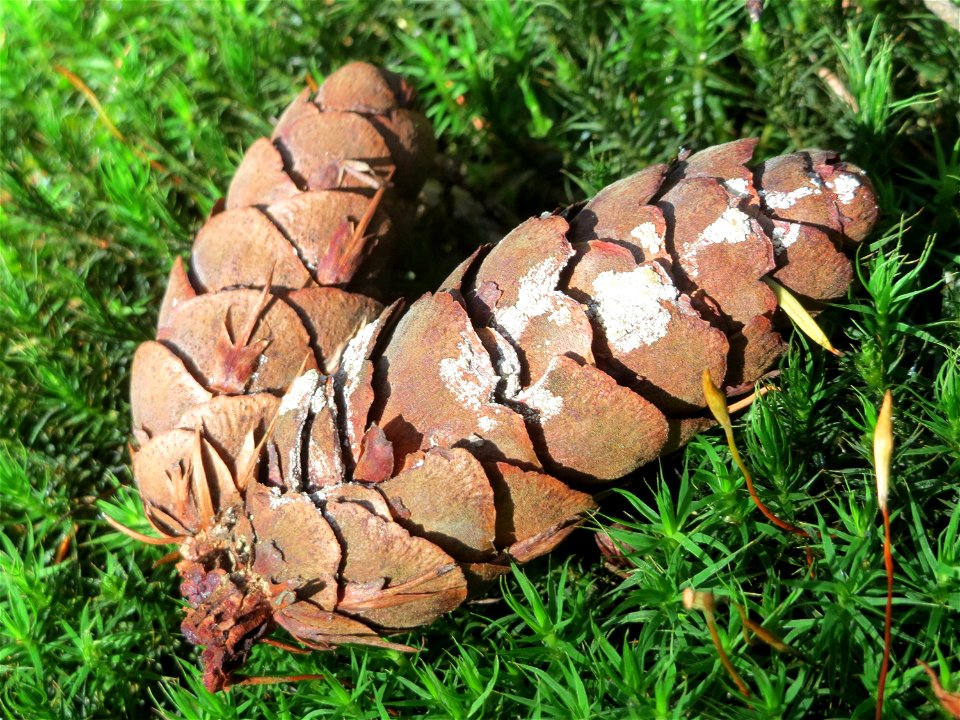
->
127, 64, 878, 691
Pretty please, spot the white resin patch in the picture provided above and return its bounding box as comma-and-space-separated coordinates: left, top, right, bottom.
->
761, 179, 822, 210
286, 445, 303, 490
590, 265, 678, 351
279, 370, 320, 415
268, 486, 305, 510
683, 207, 753, 277
771, 223, 801, 253
336, 314, 383, 449
629, 222, 664, 257
494, 256, 569, 340
456, 434, 485, 450
484, 328, 522, 400
516, 359, 565, 422
308, 488, 330, 504
546, 301, 572, 328
310, 381, 332, 414
339, 318, 379, 393
723, 178, 751, 198
477, 415, 496, 432
827, 173, 860, 204
438, 335, 493, 414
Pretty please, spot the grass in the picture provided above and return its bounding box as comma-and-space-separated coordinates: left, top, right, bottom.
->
1, 0, 957, 718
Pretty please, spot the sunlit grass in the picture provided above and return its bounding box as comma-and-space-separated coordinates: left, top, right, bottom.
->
1, 0, 957, 717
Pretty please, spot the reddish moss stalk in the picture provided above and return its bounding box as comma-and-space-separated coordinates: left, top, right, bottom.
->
684, 588, 750, 699
877, 502, 894, 720
702, 369, 810, 540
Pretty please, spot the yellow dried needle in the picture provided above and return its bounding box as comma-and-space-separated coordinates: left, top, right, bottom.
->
763, 277, 841, 356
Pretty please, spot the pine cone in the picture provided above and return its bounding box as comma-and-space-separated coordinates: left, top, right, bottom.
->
127, 64, 877, 691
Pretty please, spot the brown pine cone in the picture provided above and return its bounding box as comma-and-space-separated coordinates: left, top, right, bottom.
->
126, 64, 877, 692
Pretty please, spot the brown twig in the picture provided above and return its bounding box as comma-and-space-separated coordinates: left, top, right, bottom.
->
227, 673, 325, 689
807, 54, 859, 113
53, 524, 77, 564
917, 660, 960, 718
102, 512, 182, 546
262, 637, 313, 655
54, 63, 170, 174
54, 64, 126, 141
152, 549, 182, 568
727, 385, 776, 414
